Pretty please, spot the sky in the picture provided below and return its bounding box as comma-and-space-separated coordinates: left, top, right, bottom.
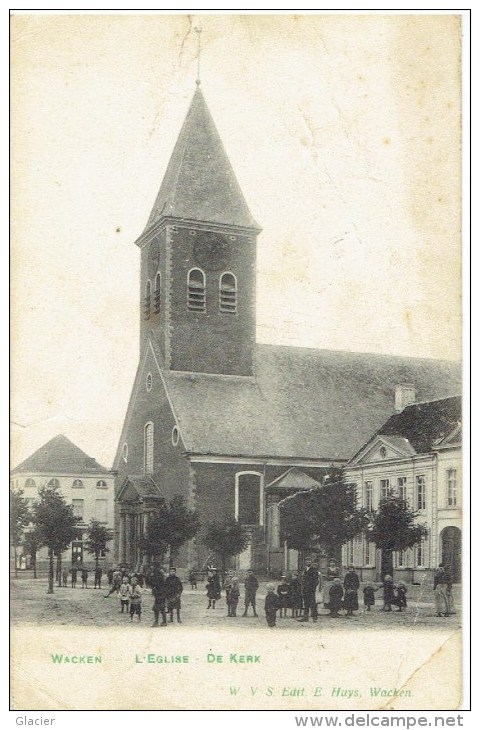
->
10, 13, 463, 470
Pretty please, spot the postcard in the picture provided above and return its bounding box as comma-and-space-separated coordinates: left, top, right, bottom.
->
10, 12, 466, 712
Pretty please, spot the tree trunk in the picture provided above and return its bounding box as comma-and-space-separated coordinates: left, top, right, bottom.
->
47, 548, 54, 594
95, 554, 99, 570
221, 556, 226, 587
381, 549, 394, 580
56, 552, 62, 587
32, 550, 37, 579
13, 541, 18, 579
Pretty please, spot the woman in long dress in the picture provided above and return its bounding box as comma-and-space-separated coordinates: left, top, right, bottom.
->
343, 565, 360, 616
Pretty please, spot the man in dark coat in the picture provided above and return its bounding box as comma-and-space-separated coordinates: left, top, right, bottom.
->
343, 565, 360, 616
242, 569, 259, 617
165, 567, 183, 623
299, 561, 320, 622
94, 566, 102, 589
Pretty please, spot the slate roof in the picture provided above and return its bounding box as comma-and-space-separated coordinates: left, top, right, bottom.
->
159, 342, 461, 461
267, 467, 321, 491
118, 475, 165, 500
141, 88, 259, 238
366, 396, 462, 456
12, 434, 108, 475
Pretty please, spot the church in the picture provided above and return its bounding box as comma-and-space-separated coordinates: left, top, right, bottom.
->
112, 82, 461, 575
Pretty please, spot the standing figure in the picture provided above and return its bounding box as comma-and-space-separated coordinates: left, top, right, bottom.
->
343, 565, 360, 616
328, 578, 344, 617
326, 559, 341, 582
265, 584, 280, 628
363, 582, 379, 612
151, 570, 167, 627
118, 576, 131, 613
129, 583, 142, 622
290, 573, 303, 618
227, 577, 240, 617
81, 567, 89, 589
107, 567, 114, 587
104, 568, 122, 597
299, 561, 320, 622
242, 569, 259, 617
62, 567, 68, 588
382, 574, 395, 612
393, 582, 408, 611
189, 570, 197, 590
206, 568, 221, 610
94, 566, 102, 589
165, 567, 183, 623
433, 564, 452, 617
277, 576, 291, 618
69, 565, 78, 588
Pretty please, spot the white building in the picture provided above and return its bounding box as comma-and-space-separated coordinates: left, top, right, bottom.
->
11, 434, 115, 568
344, 391, 462, 583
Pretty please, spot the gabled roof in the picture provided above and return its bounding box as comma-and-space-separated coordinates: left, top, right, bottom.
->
348, 395, 462, 463
117, 475, 165, 502
267, 467, 321, 491
140, 88, 260, 238
12, 434, 108, 475
157, 341, 461, 461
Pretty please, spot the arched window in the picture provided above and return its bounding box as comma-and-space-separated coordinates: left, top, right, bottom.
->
219, 272, 237, 314
144, 422, 154, 474
24, 478, 36, 488
235, 472, 264, 526
96, 480, 108, 489
47, 478, 60, 488
187, 268, 206, 312
72, 479, 84, 489
144, 280, 151, 320
154, 272, 161, 314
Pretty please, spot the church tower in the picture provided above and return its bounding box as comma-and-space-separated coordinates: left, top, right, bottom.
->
135, 86, 261, 377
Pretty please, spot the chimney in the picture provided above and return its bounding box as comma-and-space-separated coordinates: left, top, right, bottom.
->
395, 383, 416, 412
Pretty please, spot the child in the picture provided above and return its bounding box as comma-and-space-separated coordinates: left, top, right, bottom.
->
206, 568, 221, 610
227, 577, 240, 617
81, 568, 88, 589
290, 573, 303, 618
382, 575, 395, 611
94, 566, 102, 589
328, 577, 344, 617
129, 583, 142, 622
189, 570, 197, 590
277, 575, 291, 618
393, 581, 407, 612
265, 584, 280, 628
118, 576, 131, 614
363, 582, 379, 611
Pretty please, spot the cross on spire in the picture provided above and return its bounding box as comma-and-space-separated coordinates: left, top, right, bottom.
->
194, 26, 202, 87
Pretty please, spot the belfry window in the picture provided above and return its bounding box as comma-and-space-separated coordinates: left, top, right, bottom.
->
154, 272, 161, 314
219, 272, 237, 314
144, 280, 152, 320
187, 268, 206, 312
144, 422, 154, 474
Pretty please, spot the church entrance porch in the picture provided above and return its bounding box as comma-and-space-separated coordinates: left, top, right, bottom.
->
116, 475, 165, 570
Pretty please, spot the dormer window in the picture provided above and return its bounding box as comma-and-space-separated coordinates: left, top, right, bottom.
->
219, 272, 237, 314
154, 272, 161, 314
187, 268, 206, 312
144, 280, 152, 320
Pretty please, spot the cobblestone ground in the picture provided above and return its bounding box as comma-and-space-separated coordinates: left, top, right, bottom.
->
10, 573, 461, 632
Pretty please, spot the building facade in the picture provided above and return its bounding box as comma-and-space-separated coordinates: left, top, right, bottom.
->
344, 394, 462, 583
11, 434, 115, 568
113, 84, 462, 575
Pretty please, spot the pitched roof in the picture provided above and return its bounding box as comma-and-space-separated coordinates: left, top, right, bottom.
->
141, 88, 260, 237
12, 434, 108, 475
117, 475, 165, 501
267, 467, 321, 491
159, 342, 461, 461
368, 396, 462, 456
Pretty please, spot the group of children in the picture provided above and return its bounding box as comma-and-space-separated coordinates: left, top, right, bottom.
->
263, 573, 409, 627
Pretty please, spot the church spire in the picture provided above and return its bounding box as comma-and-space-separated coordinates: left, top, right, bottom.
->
137, 85, 260, 244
